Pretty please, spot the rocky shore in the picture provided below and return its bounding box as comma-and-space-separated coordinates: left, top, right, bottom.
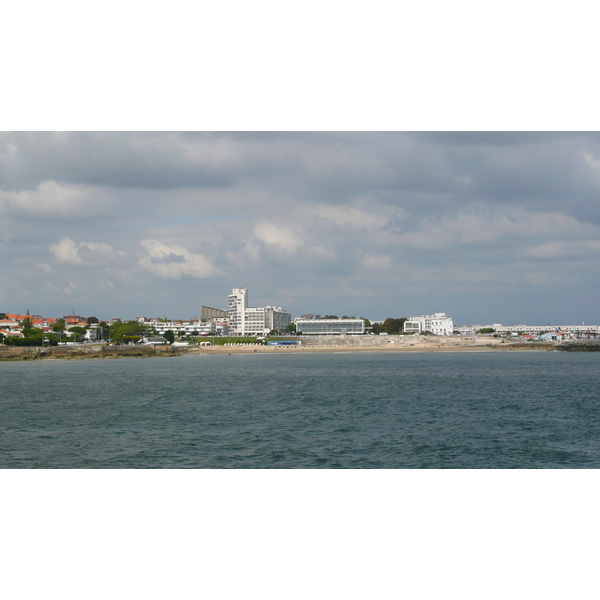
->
0, 344, 182, 361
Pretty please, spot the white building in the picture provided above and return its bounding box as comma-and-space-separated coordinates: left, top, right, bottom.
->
295, 318, 365, 335
228, 288, 248, 335
148, 320, 219, 336
227, 288, 291, 336
404, 313, 454, 335
455, 323, 600, 336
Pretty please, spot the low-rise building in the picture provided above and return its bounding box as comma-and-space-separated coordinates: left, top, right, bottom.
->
0, 329, 24, 339
0, 319, 21, 332
455, 324, 600, 336
404, 313, 454, 335
295, 318, 365, 335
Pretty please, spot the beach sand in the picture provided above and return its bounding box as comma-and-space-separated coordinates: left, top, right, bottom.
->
188, 338, 535, 355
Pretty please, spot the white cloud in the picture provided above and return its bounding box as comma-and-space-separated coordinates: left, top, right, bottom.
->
49, 238, 124, 266
138, 239, 221, 280
49, 238, 82, 264
0, 180, 112, 218
251, 222, 303, 253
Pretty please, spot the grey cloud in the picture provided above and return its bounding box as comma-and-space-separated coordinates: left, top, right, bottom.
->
0, 132, 239, 191
3, 132, 600, 325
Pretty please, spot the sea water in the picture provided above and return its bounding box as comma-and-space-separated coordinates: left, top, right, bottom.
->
2, 351, 600, 468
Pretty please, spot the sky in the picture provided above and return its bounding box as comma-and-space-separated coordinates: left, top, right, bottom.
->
2, 131, 600, 325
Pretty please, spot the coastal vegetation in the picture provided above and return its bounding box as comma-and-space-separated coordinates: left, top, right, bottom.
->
476, 327, 496, 334
107, 320, 151, 343
372, 318, 407, 335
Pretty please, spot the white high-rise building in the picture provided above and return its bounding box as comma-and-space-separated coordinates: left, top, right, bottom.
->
227, 288, 291, 336
228, 288, 248, 335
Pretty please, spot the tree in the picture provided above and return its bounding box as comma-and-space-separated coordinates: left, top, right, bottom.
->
68, 326, 87, 343
322, 315, 338, 319
53, 318, 66, 332
163, 330, 175, 344
286, 323, 296, 333
45, 333, 59, 346
381, 318, 407, 335
21, 319, 43, 340
87, 316, 99, 325
476, 328, 496, 334
109, 321, 145, 343
98, 321, 109, 340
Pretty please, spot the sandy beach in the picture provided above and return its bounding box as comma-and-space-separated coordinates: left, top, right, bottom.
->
187, 337, 551, 355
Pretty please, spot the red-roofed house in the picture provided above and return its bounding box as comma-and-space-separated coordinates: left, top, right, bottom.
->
0, 319, 21, 331
0, 329, 24, 338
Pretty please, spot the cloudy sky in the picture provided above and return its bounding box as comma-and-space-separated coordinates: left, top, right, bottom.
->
2, 131, 600, 325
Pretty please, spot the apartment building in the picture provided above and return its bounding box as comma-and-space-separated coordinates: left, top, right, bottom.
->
202, 306, 228, 319
149, 320, 220, 336
227, 288, 291, 335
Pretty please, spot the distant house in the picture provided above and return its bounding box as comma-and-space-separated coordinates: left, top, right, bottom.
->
0, 329, 24, 338
540, 332, 564, 342
0, 319, 21, 332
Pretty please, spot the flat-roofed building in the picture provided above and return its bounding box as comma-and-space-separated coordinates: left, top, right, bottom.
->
202, 306, 228, 319
227, 288, 291, 335
150, 320, 218, 336
295, 318, 365, 335
454, 323, 600, 336
404, 313, 454, 335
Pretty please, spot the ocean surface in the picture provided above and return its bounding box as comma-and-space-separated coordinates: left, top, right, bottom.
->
2, 351, 600, 468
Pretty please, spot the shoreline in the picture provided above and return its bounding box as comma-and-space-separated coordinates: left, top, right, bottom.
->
188, 344, 552, 356
0, 342, 558, 361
